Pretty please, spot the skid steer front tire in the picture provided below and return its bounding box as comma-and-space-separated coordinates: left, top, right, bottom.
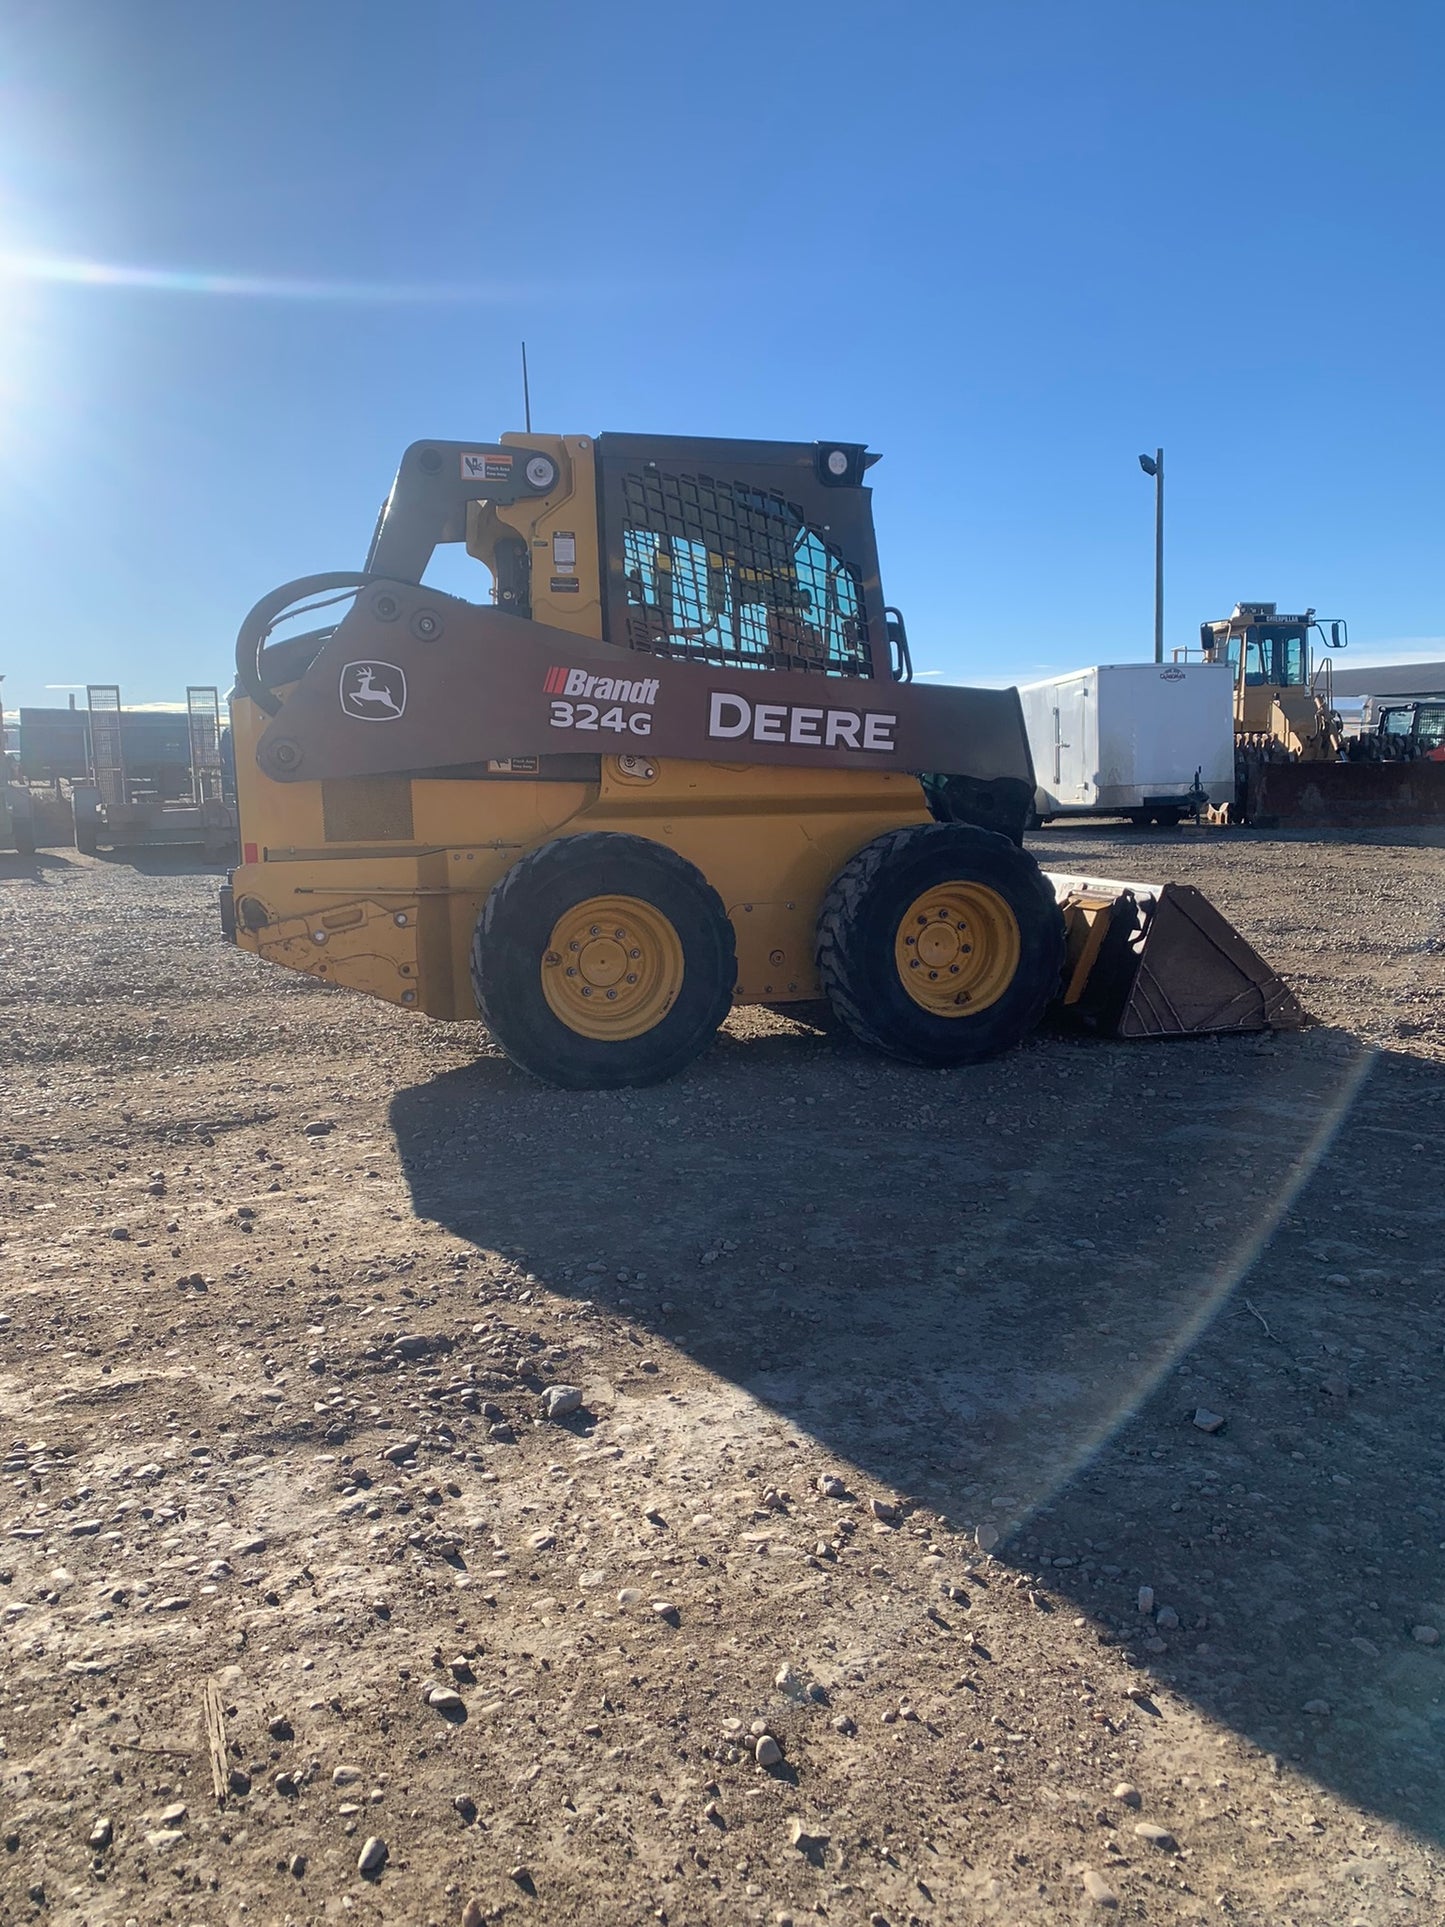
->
471, 834, 737, 1089
816, 822, 1065, 1067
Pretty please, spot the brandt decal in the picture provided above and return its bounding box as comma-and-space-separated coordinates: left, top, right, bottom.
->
340, 661, 407, 721
544, 667, 659, 704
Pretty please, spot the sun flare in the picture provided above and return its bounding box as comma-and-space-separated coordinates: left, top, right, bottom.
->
0, 252, 523, 305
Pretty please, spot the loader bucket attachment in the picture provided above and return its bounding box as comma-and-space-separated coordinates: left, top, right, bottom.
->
1046, 875, 1307, 1039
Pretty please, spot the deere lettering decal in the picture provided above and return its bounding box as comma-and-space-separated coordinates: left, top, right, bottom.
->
708, 690, 898, 753
340, 661, 407, 722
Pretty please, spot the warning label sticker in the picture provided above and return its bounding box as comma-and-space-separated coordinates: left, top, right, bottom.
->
461, 452, 513, 482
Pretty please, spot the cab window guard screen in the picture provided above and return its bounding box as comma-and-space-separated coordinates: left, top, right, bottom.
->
611, 467, 870, 677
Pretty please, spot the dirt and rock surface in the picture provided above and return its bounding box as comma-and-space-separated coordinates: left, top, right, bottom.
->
1, 824, 1442, 1927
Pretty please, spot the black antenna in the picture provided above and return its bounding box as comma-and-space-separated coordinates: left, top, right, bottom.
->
521, 340, 532, 434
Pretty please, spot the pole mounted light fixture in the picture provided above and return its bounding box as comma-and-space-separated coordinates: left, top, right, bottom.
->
1138, 447, 1164, 662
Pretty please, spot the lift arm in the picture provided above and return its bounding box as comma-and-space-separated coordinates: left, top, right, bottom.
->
243, 574, 1036, 791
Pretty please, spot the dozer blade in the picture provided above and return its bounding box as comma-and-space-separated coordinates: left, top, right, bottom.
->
1044, 874, 1308, 1039
1243, 757, 1445, 828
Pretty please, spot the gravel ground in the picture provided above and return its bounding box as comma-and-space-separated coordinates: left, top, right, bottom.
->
0, 823, 1442, 1927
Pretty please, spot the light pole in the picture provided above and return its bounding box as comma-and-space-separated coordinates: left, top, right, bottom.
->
1138, 448, 1163, 663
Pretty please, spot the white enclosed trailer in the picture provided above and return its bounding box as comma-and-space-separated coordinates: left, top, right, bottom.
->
1017, 661, 1235, 824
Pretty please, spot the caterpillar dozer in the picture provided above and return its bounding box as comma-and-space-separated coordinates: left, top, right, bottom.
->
223, 430, 1303, 1086
1192, 603, 1445, 825
1199, 601, 1348, 761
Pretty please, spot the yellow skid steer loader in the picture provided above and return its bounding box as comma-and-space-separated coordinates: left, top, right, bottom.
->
223, 431, 1302, 1086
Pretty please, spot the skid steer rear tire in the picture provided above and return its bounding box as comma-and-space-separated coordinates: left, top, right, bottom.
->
471, 833, 736, 1089
816, 822, 1064, 1067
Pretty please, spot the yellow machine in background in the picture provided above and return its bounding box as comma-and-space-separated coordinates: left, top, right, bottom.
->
1197, 601, 1347, 760
224, 430, 1302, 1086
1188, 600, 1445, 827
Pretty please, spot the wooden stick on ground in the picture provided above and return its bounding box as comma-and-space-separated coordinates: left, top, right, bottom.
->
203, 1677, 228, 1806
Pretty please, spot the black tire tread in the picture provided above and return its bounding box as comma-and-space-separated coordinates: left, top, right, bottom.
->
815, 821, 1063, 1064
470, 833, 736, 1089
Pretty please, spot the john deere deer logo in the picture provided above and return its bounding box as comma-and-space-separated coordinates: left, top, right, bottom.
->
340, 661, 407, 721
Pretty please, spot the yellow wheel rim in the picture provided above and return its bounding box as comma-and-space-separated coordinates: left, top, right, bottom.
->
894, 881, 1021, 1017
541, 894, 684, 1040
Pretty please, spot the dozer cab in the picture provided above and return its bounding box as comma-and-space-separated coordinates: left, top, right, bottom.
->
224, 431, 1302, 1086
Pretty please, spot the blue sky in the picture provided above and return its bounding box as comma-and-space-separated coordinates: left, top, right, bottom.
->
1, 0, 1441, 712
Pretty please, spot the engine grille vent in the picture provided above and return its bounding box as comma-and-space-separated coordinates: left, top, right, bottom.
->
321, 776, 414, 843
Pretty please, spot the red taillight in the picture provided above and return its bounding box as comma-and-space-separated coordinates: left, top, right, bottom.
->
243, 841, 259, 865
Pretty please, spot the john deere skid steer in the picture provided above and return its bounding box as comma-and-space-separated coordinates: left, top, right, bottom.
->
224, 431, 1301, 1086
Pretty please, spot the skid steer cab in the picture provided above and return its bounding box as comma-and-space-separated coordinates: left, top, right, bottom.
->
224, 430, 1301, 1087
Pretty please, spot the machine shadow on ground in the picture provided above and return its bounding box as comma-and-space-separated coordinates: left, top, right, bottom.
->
1, 850, 230, 881
390, 1025, 1445, 1847
94, 849, 234, 878
0, 852, 65, 882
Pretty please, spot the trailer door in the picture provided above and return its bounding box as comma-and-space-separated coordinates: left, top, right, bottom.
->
1058, 676, 1094, 804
